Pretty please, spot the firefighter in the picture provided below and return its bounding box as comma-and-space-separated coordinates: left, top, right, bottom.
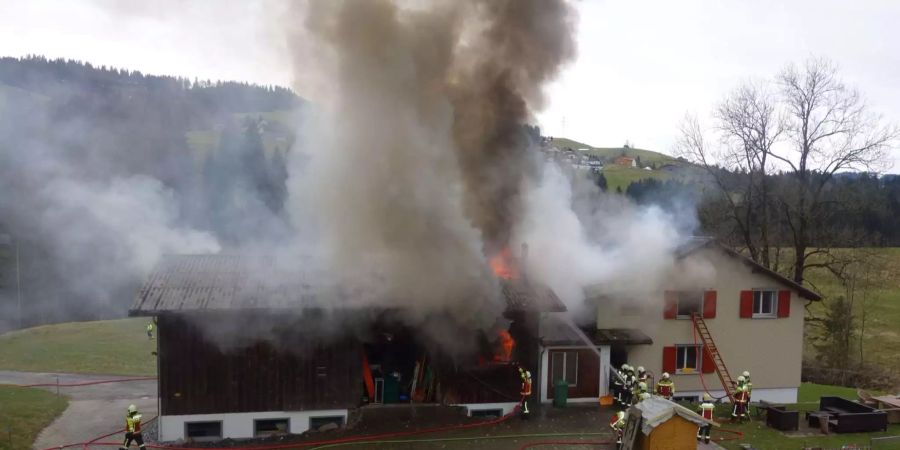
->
742, 371, 753, 400
697, 393, 714, 444
655, 372, 674, 400
519, 369, 532, 419
120, 404, 145, 450
630, 381, 648, 405
609, 410, 626, 449
732, 381, 749, 422
623, 366, 636, 406
636, 366, 649, 384
613, 364, 626, 406
146, 320, 154, 340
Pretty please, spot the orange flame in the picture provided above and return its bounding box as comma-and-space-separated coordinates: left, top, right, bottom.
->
493, 329, 515, 362
489, 247, 518, 280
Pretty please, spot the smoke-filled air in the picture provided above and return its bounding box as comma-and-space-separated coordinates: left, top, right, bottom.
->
0, 0, 697, 341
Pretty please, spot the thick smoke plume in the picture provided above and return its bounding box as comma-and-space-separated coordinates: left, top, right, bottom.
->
285, 0, 577, 331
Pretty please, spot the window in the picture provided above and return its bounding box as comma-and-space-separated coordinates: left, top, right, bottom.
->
676, 291, 702, 318
309, 416, 344, 431
676, 345, 701, 374
185, 421, 222, 442
753, 289, 777, 318
550, 350, 579, 386
470, 408, 504, 418
255, 418, 289, 437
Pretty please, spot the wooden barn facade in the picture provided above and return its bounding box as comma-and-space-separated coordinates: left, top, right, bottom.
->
130, 254, 566, 442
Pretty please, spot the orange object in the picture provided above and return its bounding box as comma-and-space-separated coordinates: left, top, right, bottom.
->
362, 354, 375, 400
599, 395, 614, 406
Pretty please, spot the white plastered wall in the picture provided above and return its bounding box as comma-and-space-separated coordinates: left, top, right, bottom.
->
159, 409, 348, 442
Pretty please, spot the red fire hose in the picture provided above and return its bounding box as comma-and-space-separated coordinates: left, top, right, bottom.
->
21, 376, 157, 388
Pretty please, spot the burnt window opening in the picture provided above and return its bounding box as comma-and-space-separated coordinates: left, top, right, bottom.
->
185, 421, 222, 441
676, 291, 703, 318
309, 416, 344, 431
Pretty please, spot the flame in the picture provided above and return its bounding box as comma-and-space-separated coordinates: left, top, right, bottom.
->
493, 329, 515, 362
489, 247, 518, 279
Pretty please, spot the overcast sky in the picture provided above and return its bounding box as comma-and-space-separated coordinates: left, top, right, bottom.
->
1, 0, 898, 168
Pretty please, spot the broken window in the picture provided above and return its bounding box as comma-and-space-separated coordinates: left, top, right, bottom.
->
185, 421, 222, 441
676, 291, 703, 318
255, 418, 289, 437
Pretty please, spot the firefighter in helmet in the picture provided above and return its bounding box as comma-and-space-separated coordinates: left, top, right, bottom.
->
632, 381, 650, 405
609, 410, 626, 449
120, 404, 145, 450
697, 393, 714, 444
655, 372, 674, 400
636, 366, 649, 384
613, 364, 626, 406
519, 368, 533, 419
732, 376, 749, 422
623, 365, 636, 406
742, 370, 753, 400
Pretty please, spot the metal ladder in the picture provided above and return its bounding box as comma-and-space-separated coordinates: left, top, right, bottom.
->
691, 312, 737, 402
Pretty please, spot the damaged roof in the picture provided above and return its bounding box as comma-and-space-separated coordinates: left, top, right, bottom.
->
540, 314, 652, 346
130, 254, 566, 316
676, 237, 823, 301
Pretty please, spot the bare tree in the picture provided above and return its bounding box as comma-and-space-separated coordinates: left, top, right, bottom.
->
773, 57, 898, 283
676, 82, 781, 268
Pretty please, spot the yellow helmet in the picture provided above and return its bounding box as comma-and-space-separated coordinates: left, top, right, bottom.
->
703, 393, 712, 401
737, 375, 746, 382
742, 371, 750, 378
127, 404, 137, 414
638, 381, 647, 391
617, 411, 625, 420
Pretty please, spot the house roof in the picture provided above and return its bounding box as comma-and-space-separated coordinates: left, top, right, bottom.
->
676, 237, 823, 301
631, 397, 716, 434
129, 254, 566, 316
540, 314, 652, 346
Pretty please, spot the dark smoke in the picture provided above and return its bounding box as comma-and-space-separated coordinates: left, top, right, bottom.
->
284, 0, 577, 334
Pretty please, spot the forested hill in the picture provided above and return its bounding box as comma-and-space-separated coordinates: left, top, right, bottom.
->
0, 56, 303, 331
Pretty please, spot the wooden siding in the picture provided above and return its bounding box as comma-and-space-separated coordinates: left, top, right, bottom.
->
546, 349, 600, 399
158, 314, 361, 415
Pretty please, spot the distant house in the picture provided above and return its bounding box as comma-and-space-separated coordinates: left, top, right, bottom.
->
614, 156, 636, 167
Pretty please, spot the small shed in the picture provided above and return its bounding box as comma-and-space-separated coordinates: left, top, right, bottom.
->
622, 397, 715, 450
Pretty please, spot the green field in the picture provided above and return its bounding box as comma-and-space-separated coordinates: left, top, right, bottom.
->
601, 164, 670, 192
0, 385, 68, 450
548, 137, 679, 165
0, 318, 156, 376
801, 248, 900, 374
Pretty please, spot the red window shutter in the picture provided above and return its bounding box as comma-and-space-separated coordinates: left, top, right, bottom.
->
702, 346, 716, 373
662, 346, 677, 373
777, 290, 791, 317
703, 290, 717, 318
663, 291, 677, 319
740, 290, 753, 318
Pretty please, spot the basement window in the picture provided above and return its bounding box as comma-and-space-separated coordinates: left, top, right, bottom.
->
676, 291, 703, 319
470, 408, 504, 418
309, 416, 344, 431
255, 418, 289, 437
185, 421, 222, 442
675, 345, 701, 374
753, 289, 777, 318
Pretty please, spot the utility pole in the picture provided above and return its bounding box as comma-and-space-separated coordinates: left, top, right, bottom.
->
15, 240, 22, 329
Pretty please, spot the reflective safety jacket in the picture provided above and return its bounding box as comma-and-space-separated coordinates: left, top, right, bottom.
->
521, 378, 532, 396
609, 414, 625, 431
125, 414, 142, 433
698, 401, 715, 421
656, 379, 674, 397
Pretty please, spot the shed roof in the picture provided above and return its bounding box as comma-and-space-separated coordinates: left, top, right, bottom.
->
129, 254, 566, 316
631, 397, 715, 435
676, 237, 823, 301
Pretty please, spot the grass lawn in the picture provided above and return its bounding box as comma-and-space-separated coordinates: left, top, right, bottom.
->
602, 164, 669, 192
0, 318, 156, 376
0, 385, 68, 450
802, 248, 900, 374
717, 383, 899, 450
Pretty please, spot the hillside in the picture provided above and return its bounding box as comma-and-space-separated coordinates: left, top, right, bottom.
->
0, 318, 156, 375
548, 137, 680, 165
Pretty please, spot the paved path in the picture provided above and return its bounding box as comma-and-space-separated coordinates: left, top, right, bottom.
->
0, 371, 157, 449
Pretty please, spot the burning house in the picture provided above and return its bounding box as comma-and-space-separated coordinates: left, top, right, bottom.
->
129, 252, 565, 441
